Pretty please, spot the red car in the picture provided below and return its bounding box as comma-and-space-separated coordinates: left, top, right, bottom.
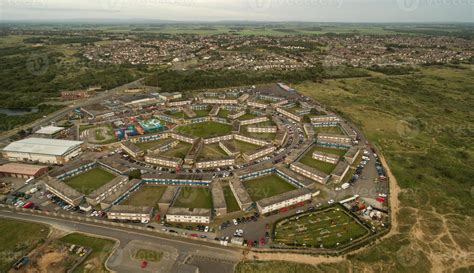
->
259, 237, 266, 246
190, 233, 198, 237
140, 261, 148, 268
376, 196, 385, 202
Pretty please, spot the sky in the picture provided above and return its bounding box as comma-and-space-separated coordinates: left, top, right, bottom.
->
0, 0, 472, 23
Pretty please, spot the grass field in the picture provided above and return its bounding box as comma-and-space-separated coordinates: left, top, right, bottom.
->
0, 219, 49, 272
60, 233, 115, 273
173, 187, 213, 209
315, 126, 344, 135
294, 65, 474, 272
243, 174, 297, 201
134, 139, 169, 150
299, 146, 338, 174
198, 143, 228, 160
235, 260, 351, 273
194, 109, 210, 117
161, 142, 192, 159
174, 121, 232, 138
223, 185, 241, 213
274, 206, 369, 248
165, 111, 185, 118
237, 113, 258, 120
217, 109, 230, 118
121, 185, 167, 208
233, 140, 260, 153
64, 168, 116, 194
311, 145, 348, 157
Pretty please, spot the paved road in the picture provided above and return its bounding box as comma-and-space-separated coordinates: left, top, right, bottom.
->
0, 210, 242, 273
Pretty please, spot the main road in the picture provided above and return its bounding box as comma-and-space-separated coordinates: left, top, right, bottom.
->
0, 209, 242, 273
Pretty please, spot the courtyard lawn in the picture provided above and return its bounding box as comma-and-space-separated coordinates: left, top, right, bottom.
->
223, 185, 240, 213
0, 219, 49, 272
60, 233, 115, 273
173, 187, 213, 209
121, 185, 168, 208
198, 144, 228, 160
174, 121, 232, 138
194, 109, 210, 117
314, 126, 344, 135
237, 113, 258, 120
217, 109, 230, 118
299, 156, 337, 174
241, 126, 276, 141
274, 206, 369, 248
64, 168, 116, 194
134, 139, 170, 150
243, 174, 296, 201
311, 145, 348, 157
165, 111, 186, 118
161, 142, 192, 159
232, 140, 260, 154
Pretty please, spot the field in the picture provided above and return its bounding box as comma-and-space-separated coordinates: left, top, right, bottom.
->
198, 143, 228, 160
243, 174, 297, 201
60, 233, 115, 273
237, 113, 258, 120
235, 261, 351, 273
64, 168, 116, 194
173, 187, 213, 209
164, 111, 185, 118
174, 121, 232, 138
311, 145, 348, 157
274, 206, 369, 248
194, 109, 210, 117
299, 147, 338, 174
293, 65, 474, 272
134, 139, 169, 150
233, 140, 260, 154
314, 126, 344, 135
0, 219, 49, 272
161, 142, 192, 159
217, 109, 230, 118
121, 185, 167, 208
223, 185, 240, 213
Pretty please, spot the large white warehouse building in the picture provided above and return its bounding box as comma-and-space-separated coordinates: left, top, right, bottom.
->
2, 138, 83, 164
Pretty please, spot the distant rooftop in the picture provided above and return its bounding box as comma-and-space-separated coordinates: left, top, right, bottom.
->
3, 138, 83, 156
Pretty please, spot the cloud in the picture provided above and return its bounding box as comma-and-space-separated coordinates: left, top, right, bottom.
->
0, 0, 472, 22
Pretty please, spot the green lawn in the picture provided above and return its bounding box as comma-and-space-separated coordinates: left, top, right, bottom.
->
174, 121, 232, 138
241, 126, 276, 141
314, 126, 344, 135
0, 219, 49, 272
194, 109, 210, 117
274, 206, 369, 248
233, 140, 260, 153
64, 168, 116, 194
223, 185, 240, 213
243, 174, 296, 201
60, 233, 115, 273
311, 145, 348, 157
165, 111, 185, 118
173, 187, 213, 209
299, 156, 337, 174
217, 109, 230, 118
235, 261, 350, 273
132, 249, 163, 262
237, 113, 258, 120
121, 185, 167, 208
161, 142, 192, 159
198, 143, 228, 160
134, 139, 169, 150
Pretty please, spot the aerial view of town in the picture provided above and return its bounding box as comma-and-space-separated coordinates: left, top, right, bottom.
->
0, 1, 472, 273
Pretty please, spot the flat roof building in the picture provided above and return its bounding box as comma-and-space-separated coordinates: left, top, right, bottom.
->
44, 179, 84, 206
229, 178, 253, 211
256, 188, 312, 214
290, 162, 330, 184
107, 205, 154, 222
0, 163, 49, 179
166, 207, 211, 224
34, 126, 65, 138
2, 138, 83, 165
211, 182, 227, 216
